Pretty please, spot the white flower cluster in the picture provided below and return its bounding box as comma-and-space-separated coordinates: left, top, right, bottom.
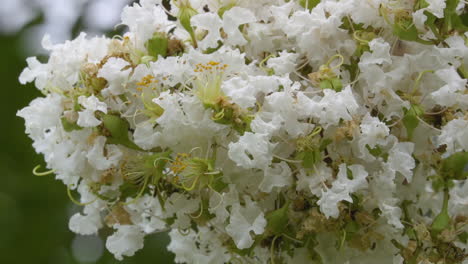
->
18, 0, 468, 263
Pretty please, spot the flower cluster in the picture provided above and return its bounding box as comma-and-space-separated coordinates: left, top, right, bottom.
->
18, 0, 468, 263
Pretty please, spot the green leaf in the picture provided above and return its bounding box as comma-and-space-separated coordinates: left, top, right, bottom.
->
319, 138, 332, 151
423, 11, 441, 39
61, 117, 82, 132
302, 149, 321, 169
440, 151, 468, 180
402, 105, 423, 140
443, 0, 468, 33
210, 173, 228, 193
145, 33, 168, 59
101, 114, 142, 151
392, 17, 433, 45
365, 145, 382, 157
330, 78, 343, 92
431, 209, 450, 234
413, 0, 429, 10
430, 176, 445, 192
299, 0, 320, 11
458, 231, 468, 243
431, 190, 450, 235
345, 221, 360, 234
266, 201, 290, 235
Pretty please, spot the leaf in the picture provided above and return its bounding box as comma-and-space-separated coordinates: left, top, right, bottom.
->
402, 105, 423, 140
440, 151, 468, 180
61, 117, 82, 132
392, 17, 432, 45
101, 114, 142, 151
210, 172, 228, 193
319, 138, 332, 151
431, 190, 450, 235
431, 209, 450, 234
458, 231, 468, 243
299, 0, 320, 11
266, 201, 290, 235
443, 0, 468, 33
302, 149, 321, 169
145, 33, 168, 59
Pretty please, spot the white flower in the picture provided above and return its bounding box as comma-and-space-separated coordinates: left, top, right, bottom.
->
437, 118, 468, 156
18, 0, 468, 262
125, 195, 166, 234
69, 205, 103, 235
16, 94, 63, 140
225, 197, 266, 249
19, 57, 49, 90
298, 86, 360, 128
222, 75, 280, 109
98, 57, 131, 96
358, 113, 390, 160
86, 136, 122, 171
191, 13, 223, 50
431, 67, 468, 108
228, 132, 276, 169
267, 51, 299, 75
106, 225, 145, 260
296, 163, 334, 196
317, 164, 368, 218
387, 142, 415, 182
259, 161, 292, 193
77, 95, 108, 127
121, 3, 173, 48
222, 7, 256, 46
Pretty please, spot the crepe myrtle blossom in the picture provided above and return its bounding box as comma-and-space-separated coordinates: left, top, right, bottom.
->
18, 0, 468, 263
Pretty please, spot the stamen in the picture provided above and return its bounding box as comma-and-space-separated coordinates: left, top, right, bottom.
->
177, 227, 191, 236
32, 165, 55, 176
67, 185, 97, 206
190, 199, 204, 219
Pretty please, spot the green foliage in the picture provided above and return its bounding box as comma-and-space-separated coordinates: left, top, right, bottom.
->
402, 104, 424, 140
439, 151, 468, 180
101, 114, 142, 151
61, 117, 82, 132
319, 77, 343, 92
299, 0, 320, 11
145, 33, 168, 60
265, 201, 290, 235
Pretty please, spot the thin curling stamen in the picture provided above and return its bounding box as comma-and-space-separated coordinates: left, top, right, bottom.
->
67, 185, 97, 206
32, 165, 55, 176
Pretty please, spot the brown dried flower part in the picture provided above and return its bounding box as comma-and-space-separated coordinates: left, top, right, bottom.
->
348, 230, 384, 251
212, 96, 251, 132
438, 228, 458, 243
168, 38, 185, 56
414, 222, 431, 242
292, 196, 309, 211
100, 168, 116, 185
354, 211, 375, 226
86, 131, 101, 145
299, 208, 337, 236
105, 205, 133, 227
334, 119, 358, 141
100, 37, 138, 68
80, 63, 108, 92
63, 110, 79, 123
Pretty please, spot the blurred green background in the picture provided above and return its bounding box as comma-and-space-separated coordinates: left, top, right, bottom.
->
0, 4, 175, 264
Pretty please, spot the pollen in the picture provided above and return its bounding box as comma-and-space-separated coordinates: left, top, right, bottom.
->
194, 61, 228, 73
170, 153, 190, 174
137, 74, 157, 87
